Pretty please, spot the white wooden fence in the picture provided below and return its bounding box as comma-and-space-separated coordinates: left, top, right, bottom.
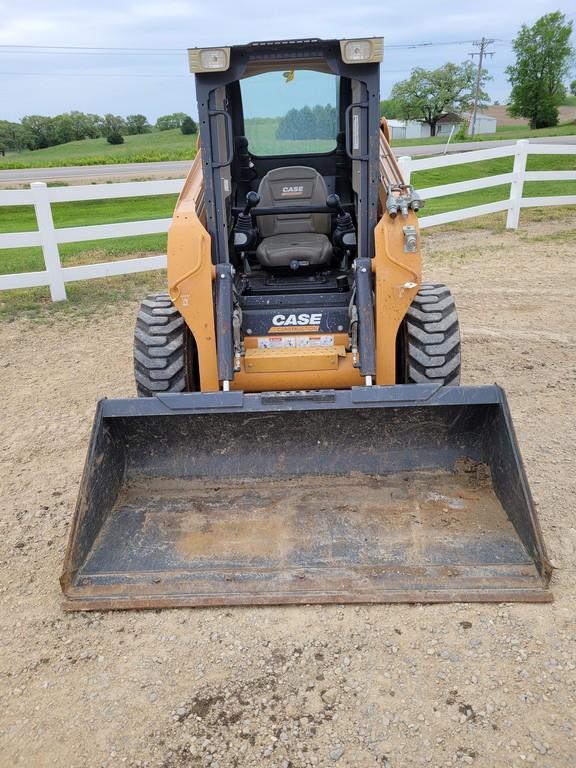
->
1, 139, 575, 302
399, 139, 576, 230
0, 179, 181, 301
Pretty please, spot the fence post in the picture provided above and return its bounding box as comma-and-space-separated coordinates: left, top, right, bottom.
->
30, 181, 66, 301
398, 155, 412, 185
506, 139, 529, 230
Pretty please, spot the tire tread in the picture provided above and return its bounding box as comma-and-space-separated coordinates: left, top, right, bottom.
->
403, 283, 461, 386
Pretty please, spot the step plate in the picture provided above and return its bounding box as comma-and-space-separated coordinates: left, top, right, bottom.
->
244, 345, 345, 373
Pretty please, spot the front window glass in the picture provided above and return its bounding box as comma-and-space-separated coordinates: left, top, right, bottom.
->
241, 70, 338, 156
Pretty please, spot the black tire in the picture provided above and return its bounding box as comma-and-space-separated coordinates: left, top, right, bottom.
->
134, 292, 199, 397
397, 283, 461, 385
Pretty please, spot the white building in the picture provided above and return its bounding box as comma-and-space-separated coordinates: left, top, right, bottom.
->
386, 119, 431, 141
385, 111, 497, 142
466, 113, 497, 135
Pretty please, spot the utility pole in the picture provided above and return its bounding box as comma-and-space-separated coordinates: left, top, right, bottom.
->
468, 37, 494, 137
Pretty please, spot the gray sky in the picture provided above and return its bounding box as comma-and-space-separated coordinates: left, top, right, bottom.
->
0, 1, 574, 122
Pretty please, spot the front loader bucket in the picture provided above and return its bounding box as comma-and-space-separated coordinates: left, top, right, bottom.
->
60, 385, 552, 610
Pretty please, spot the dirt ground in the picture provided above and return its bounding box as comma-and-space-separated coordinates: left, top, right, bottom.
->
482, 105, 576, 126
0, 213, 575, 768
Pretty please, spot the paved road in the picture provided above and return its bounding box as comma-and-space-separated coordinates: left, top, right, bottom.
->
0, 160, 192, 184
395, 134, 576, 157
1, 135, 575, 184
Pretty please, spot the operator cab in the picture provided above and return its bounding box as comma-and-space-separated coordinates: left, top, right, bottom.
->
191, 40, 383, 289
228, 67, 358, 280
190, 38, 383, 361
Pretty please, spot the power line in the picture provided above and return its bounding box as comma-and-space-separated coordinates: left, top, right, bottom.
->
0, 39, 510, 55
0, 50, 184, 57
468, 37, 495, 137
0, 44, 184, 52
0, 66, 433, 79
0, 71, 190, 78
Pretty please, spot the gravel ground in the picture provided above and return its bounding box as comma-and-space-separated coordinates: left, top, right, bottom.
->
0, 212, 575, 768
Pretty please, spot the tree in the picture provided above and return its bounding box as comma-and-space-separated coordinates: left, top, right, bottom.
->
569, 79, 576, 96
180, 116, 197, 135
21, 115, 57, 149
101, 114, 126, 144
52, 114, 76, 145
391, 62, 490, 136
0, 120, 35, 152
126, 114, 151, 135
276, 104, 336, 139
66, 111, 102, 140
155, 112, 190, 131
507, 12, 575, 129
379, 98, 401, 119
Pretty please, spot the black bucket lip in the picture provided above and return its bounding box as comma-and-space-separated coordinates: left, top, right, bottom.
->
99, 383, 506, 419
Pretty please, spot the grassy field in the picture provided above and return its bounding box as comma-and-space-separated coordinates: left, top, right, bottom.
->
2, 97, 575, 170
2, 118, 575, 169
244, 118, 335, 156
0, 153, 574, 316
0, 129, 197, 169
0, 120, 336, 168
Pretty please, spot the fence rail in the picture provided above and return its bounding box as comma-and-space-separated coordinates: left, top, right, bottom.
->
1, 140, 575, 301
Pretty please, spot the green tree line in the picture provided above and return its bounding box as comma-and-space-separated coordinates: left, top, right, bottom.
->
0, 111, 197, 153
276, 105, 337, 140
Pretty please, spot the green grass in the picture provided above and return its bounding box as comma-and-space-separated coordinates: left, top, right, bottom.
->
1, 154, 574, 317
413, 153, 576, 216
0, 271, 167, 319
0, 194, 176, 316
0, 129, 197, 169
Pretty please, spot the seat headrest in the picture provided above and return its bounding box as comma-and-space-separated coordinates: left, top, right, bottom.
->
256, 167, 330, 238
259, 166, 326, 203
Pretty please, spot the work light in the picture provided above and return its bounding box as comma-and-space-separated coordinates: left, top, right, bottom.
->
188, 47, 230, 73
340, 38, 384, 64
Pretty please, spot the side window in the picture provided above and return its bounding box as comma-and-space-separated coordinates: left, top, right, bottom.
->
241, 70, 338, 156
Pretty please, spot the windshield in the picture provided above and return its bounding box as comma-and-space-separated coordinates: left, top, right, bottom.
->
241, 70, 338, 156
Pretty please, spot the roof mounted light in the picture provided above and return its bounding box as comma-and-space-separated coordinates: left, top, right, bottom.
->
188, 47, 230, 73
340, 38, 383, 64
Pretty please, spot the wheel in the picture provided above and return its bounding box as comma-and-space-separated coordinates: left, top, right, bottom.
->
133, 292, 199, 397
397, 283, 461, 385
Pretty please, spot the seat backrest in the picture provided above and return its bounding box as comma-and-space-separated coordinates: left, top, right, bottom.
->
256, 166, 330, 238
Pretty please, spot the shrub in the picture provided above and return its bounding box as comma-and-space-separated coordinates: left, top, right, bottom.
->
107, 131, 124, 145
181, 116, 197, 135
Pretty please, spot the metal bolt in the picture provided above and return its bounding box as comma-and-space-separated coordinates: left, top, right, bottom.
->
220, 273, 226, 279
361, 267, 367, 273
337, 325, 344, 332
246, 328, 253, 335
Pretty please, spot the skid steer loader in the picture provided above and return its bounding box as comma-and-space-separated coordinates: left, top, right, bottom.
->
61, 38, 552, 610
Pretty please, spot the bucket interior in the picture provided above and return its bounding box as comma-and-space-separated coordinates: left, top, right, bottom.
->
61, 403, 551, 608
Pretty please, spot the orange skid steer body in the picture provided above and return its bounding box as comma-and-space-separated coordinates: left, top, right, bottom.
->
60, 38, 552, 610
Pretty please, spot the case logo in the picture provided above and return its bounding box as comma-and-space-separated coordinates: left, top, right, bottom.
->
281, 185, 304, 195
269, 313, 322, 333
272, 313, 322, 326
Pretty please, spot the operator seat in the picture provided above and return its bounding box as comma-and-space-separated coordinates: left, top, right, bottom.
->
255, 166, 333, 268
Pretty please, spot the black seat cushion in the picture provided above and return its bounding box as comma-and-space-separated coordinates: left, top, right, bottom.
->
255, 166, 333, 268
256, 233, 333, 267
